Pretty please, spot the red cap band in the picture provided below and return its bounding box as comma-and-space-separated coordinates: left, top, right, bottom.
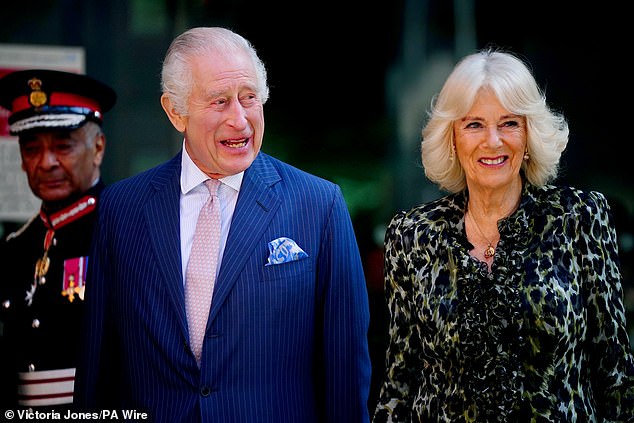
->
11, 92, 102, 114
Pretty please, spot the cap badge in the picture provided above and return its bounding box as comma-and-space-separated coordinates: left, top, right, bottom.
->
28, 77, 48, 108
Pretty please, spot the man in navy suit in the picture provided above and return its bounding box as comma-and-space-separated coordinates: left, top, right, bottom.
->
74, 27, 371, 422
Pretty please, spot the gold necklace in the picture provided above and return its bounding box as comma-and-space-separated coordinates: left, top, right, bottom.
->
467, 210, 496, 259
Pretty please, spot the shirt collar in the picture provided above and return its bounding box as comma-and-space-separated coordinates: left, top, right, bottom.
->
180, 139, 244, 194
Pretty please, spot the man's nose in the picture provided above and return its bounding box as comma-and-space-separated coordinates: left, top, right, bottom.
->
226, 101, 248, 129
39, 148, 60, 168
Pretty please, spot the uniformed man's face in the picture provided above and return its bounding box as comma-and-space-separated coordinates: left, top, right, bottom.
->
19, 122, 105, 204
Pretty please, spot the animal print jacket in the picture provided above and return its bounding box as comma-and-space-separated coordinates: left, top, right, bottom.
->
373, 182, 634, 422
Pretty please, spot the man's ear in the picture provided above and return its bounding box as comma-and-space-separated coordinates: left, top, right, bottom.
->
160, 93, 187, 133
93, 132, 106, 167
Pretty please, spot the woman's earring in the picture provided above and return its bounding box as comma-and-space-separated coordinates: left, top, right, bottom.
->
450, 144, 456, 162
523, 149, 530, 161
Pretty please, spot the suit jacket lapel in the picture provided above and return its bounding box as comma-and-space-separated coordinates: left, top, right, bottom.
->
143, 153, 189, 332
208, 153, 281, 324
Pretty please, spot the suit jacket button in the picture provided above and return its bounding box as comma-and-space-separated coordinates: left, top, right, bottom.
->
200, 386, 211, 397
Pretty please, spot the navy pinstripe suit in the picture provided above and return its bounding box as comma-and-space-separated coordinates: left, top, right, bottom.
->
74, 151, 371, 422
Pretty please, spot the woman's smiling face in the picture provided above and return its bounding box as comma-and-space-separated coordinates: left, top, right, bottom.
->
453, 88, 527, 192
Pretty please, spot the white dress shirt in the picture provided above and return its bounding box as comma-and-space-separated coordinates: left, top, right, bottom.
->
179, 141, 243, 285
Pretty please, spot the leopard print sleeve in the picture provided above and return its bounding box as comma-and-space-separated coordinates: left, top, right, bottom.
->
373, 210, 422, 423
581, 191, 634, 421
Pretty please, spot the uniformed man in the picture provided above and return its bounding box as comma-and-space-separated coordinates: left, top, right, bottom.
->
0, 69, 116, 409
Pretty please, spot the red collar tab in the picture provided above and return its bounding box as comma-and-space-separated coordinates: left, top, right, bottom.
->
39, 195, 97, 231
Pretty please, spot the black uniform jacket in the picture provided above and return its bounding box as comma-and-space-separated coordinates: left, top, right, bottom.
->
0, 181, 104, 409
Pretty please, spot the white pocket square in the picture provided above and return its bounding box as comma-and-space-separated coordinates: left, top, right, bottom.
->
265, 237, 308, 266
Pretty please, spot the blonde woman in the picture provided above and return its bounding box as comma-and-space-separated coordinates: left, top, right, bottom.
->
373, 49, 634, 422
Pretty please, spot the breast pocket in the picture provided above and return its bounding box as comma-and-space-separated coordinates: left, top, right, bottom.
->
260, 256, 313, 282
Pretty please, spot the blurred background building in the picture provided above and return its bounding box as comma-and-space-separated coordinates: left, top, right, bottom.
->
1, 0, 632, 411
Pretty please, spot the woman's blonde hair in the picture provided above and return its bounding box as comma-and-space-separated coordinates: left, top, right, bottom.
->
421, 48, 569, 192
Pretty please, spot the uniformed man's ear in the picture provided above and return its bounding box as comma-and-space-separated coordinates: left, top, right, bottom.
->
160, 93, 187, 133
93, 132, 106, 167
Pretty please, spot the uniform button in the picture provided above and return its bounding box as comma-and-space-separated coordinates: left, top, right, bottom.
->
200, 386, 211, 397
32, 319, 40, 328
28, 364, 35, 372
2, 300, 9, 309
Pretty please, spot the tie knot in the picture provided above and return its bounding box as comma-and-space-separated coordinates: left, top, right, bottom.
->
204, 179, 221, 197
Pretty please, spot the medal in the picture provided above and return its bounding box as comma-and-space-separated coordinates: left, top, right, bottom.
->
35, 255, 50, 281
27, 240, 52, 306
62, 256, 88, 303
61, 277, 81, 303
33, 231, 54, 285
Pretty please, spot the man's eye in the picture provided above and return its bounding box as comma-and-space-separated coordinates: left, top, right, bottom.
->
22, 144, 40, 155
240, 96, 256, 106
53, 142, 74, 152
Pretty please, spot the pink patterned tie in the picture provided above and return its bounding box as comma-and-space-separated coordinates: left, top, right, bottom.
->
185, 179, 221, 366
